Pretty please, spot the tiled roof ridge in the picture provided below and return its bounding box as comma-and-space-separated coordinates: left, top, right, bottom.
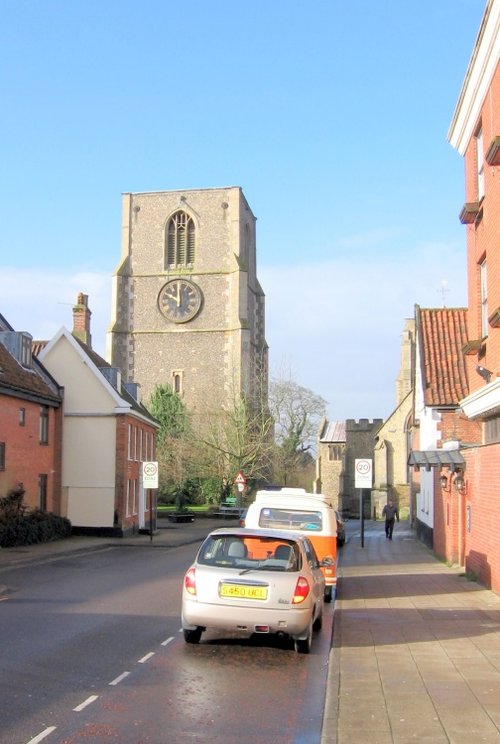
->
419, 307, 469, 406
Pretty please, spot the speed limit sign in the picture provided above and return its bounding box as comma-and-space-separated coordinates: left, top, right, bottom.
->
142, 461, 159, 489
355, 459, 372, 488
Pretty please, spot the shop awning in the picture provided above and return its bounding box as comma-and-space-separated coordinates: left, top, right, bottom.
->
408, 450, 465, 471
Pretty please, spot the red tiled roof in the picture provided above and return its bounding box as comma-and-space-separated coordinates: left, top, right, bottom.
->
32, 340, 48, 356
418, 307, 469, 406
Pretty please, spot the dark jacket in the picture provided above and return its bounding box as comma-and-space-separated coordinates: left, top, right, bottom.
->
382, 504, 399, 522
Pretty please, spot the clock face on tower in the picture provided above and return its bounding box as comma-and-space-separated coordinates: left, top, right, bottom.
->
158, 279, 202, 323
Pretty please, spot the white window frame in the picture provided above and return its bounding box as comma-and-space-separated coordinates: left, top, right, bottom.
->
480, 258, 488, 338
126, 480, 131, 516
476, 127, 485, 200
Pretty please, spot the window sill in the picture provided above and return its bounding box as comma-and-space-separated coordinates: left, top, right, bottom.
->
486, 136, 500, 165
489, 308, 500, 328
462, 339, 483, 355
459, 200, 483, 225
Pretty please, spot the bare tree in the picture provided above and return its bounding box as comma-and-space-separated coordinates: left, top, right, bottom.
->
269, 375, 328, 486
196, 390, 274, 500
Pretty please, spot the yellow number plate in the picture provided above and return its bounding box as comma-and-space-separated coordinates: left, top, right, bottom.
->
220, 583, 268, 600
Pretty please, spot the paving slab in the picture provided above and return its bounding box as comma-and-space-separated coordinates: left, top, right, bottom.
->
321, 519, 500, 744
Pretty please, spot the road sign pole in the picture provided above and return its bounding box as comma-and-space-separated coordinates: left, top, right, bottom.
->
150, 490, 154, 543
355, 459, 372, 549
360, 489, 364, 548
234, 471, 246, 512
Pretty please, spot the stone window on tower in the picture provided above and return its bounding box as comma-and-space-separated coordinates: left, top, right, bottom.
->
172, 370, 184, 395
165, 211, 195, 268
328, 444, 344, 461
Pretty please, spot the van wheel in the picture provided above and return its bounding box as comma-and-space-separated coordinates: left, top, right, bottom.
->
183, 627, 202, 644
324, 586, 333, 603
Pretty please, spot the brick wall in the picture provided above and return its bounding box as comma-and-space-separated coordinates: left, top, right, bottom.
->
462, 444, 500, 593
439, 410, 482, 446
0, 396, 61, 512
463, 62, 500, 390
114, 414, 158, 535
454, 56, 500, 594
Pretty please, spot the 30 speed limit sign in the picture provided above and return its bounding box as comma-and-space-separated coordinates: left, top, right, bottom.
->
355, 459, 372, 488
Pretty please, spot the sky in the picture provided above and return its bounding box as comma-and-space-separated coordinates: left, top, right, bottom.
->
0, 0, 486, 422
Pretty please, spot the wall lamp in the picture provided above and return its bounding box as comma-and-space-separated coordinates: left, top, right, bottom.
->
440, 468, 467, 494
476, 365, 493, 383
454, 470, 467, 495
439, 472, 450, 491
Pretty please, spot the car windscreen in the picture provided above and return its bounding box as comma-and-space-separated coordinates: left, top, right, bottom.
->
197, 534, 301, 571
257, 507, 323, 532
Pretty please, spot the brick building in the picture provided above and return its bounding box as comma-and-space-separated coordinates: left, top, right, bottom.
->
447, 0, 500, 591
0, 313, 63, 512
408, 306, 481, 553
37, 295, 159, 536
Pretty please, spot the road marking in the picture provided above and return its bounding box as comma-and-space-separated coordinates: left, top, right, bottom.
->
161, 636, 174, 646
138, 651, 155, 663
73, 695, 99, 712
109, 671, 130, 686
26, 727, 56, 744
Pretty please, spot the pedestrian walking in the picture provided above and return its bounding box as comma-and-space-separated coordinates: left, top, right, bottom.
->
382, 500, 399, 539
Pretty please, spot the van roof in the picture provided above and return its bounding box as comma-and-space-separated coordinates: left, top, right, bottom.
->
255, 488, 334, 508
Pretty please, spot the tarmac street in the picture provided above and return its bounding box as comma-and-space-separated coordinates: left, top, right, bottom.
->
2, 517, 500, 743
322, 519, 500, 744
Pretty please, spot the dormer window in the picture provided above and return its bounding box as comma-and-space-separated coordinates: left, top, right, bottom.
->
20, 333, 32, 368
0, 331, 33, 368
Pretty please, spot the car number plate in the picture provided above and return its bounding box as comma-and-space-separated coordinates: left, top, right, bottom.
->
220, 583, 268, 600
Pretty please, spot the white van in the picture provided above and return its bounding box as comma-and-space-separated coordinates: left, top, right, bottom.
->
244, 488, 338, 601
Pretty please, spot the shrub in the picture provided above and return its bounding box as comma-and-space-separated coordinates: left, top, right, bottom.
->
0, 486, 72, 547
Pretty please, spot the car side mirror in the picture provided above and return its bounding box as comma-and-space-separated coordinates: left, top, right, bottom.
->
320, 556, 335, 567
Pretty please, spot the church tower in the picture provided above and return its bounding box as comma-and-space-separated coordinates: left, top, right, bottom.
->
107, 187, 268, 418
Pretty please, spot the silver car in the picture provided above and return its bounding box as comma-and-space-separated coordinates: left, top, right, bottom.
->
181, 527, 328, 653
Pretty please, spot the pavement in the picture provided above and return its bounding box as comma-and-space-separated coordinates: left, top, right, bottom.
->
2, 517, 500, 743
321, 519, 500, 744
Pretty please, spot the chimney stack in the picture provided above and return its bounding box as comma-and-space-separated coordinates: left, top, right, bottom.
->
72, 293, 92, 348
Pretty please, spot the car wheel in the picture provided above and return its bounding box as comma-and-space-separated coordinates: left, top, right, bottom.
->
313, 606, 323, 632
324, 586, 333, 603
294, 620, 313, 654
183, 627, 202, 644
